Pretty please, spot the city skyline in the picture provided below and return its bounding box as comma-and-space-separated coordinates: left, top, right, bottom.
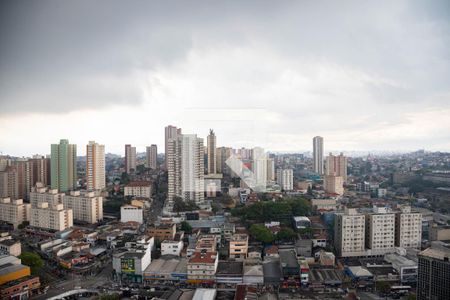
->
1, 1, 450, 155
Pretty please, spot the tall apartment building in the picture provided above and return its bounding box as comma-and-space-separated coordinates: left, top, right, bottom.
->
51, 139, 77, 192
334, 208, 365, 257
366, 206, 395, 254
167, 134, 204, 204
30, 202, 73, 231
29, 184, 64, 208
313, 136, 324, 175
325, 152, 348, 183
86, 141, 105, 191
165, 125, 182, 169
27, 156, 50, 190
276, 169, 294, 191
252, 147, 267, 191
146, 144, 157, 169
63, 191, 103, 224
267, 157, 275, 182
207, 129, 217, 174
13, 160, 28, 201
395, 206, 422, 249
0, 166, 18, 199
417, 242, 450, 300
216, 147, 232, 175
0, 198, 30, 229
124, 144, 136, 174
324, 174, 344, 195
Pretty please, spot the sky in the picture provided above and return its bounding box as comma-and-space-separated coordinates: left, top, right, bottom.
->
1, 0, 450, 156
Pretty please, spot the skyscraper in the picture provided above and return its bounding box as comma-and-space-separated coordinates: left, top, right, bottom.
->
124, 144, 136, 174
325, 152, 348, 183
417, 242, 450, 300
207, 129, 217, 174
165, 125, 182, 169
313, 136, 324, 175
51, 139, 77, 192
86, 141, 105, 191
216, 146, 232, 175
146, 144, 158, 169
167, 134, 204, 204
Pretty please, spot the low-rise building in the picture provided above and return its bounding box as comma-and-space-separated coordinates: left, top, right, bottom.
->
148, 223, 176, 242
229, 234, 248, 260
120, 205, 143, 224
215, 261, 243, 285
0, 239, 21, 257
161, 240, 183, 256
187, 251, 218, 284
195, 235, 218, 253
293, 216, 311, 229
0, 198, 30, 229
124, 181, 152, 199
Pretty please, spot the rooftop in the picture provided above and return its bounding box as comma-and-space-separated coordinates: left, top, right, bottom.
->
217, 261, 243, 275
188, 251, 217, 264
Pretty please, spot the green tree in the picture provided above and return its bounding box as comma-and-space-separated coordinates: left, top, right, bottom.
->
19, 252, 44, 274
276, 228, 296, 241
18, 221, 29, 229
249, 224, 274, 244
180, 221, 193, 234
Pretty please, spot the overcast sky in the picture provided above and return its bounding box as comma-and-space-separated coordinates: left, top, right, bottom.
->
1, 0, 450, 156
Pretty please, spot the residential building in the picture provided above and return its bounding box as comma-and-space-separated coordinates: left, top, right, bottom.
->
187, 251, 219, 283
276, 169, 293, 191
417, 242, 450, 300
430, 225, 450, 241
366, 206, 395, 254
124, 181, 152, 199
146, 144, 158, 169
395, 206, 422, 249
86, 141, 105, 191
51, 139, 77, 192
267, 157, 275, 182
30, 202, 73, 231
148, 223, 176, 241
0, 166, 18, 200
0, 198, 30, 229
121, 205, 143, 224
216, 147, 232, 175
334, 208, 365, 257
252, 147, 267, 191
324, 174, 344, 195
207, 129, 217, 174
229, 234, 248, 260
195, 235, 218, 253
30, 184, 64, 207
167, 134, 204, 203
125, 144, 136, 174
313, 136, 324, 175
27, 156, 50, 191
63, 190, 103, 224
0, 239, 21, 256
165, 125, 182, 169
325, 152, 347, 183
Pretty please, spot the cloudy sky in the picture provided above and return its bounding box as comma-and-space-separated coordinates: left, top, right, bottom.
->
1, 0, 450, 156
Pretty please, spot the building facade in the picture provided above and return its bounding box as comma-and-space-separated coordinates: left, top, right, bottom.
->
86, 141, 105, 191
325, 152, 348, 183
51, 139, 77, 192
276, 169, 293, 191
146, 144, 158, 169
124, 144, 137, 174
207, 129, 217, 174
313, 136, 324, 175
334, 208, 365, 257
124, 181, 152, 199
0, 198, 30, 229
63, 190, 103, 224
30, 202, 73, 231
366, 206, 395, 253
395, 206, 422, 249
165, 125, 182, 170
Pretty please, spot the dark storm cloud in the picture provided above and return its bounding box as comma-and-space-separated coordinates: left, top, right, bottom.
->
0, 0, 449, 116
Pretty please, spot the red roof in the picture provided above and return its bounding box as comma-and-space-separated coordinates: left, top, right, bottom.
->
188, 251, 217, 264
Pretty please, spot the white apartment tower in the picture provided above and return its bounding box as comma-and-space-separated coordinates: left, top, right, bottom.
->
63, 191, 103, 224
124, 144, 137, 174
146, 144, 158, 169
267, 158, 275, 182
313, 136, 324, 175
252, 147, 267, 192
31, 202, 73, 231
366, 206, 395, 254
395, 206, 422, 249
334, 208, 365, 257
207, 129, 217, 174
86, 141, 105, 191
165, 125, 182, 169
276, 169, 294, 191
167, 134, 204, 204
30, 184, 64, 207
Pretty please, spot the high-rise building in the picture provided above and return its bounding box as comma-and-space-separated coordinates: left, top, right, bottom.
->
165, 125, 182, 169
63, 191, 103, 224
207, 129, 217, 174
334, 208, 365, 257
0, 198, 30, 229
323, 174, 344, 195
51, 139, 77, 192
325, 152, 348, 183
27, 156, 50, 190
167, 134, 204, 204
252, 147, 267, 191
146, 144, 158, 169
313, 136, 324, 175
267, 157, 275, 182
124, 144, 136, 174
86, 141, 105, 191
417, 242, 450, 300
395, 206, 422, 249
216, 147, 232, 175
0, 166, 18, 199
276, 169, 293, 191
366, 206, 395, 254
13, 160, 27, 201
30, 202, 73, 231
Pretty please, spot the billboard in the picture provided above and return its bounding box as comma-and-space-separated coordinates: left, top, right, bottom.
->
121, 258, 135, 274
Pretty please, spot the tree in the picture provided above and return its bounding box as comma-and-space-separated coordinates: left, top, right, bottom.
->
249, 224, 274, 244
276, 228, 296, 241
19, 252, 44, 274
18, 221, 29, 229
180, 221, 192, 234
220, 194, 235, 207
